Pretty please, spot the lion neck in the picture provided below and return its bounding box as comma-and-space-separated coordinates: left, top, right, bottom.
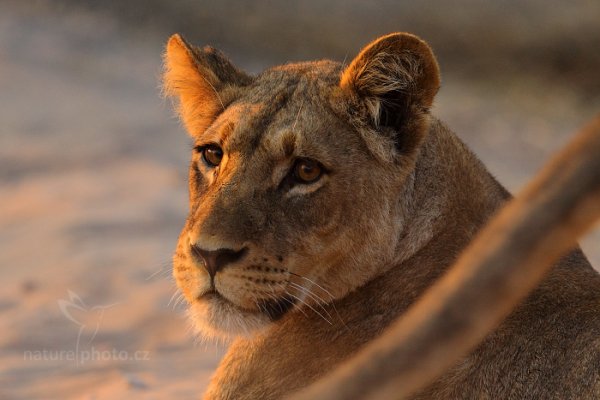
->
391, 117, 510, 271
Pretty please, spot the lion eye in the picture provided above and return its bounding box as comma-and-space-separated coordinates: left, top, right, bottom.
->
293, 159, 323, 184
201, 144, 223, 167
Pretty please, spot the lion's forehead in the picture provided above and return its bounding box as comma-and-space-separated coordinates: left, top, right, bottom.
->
216, 78, 345, 162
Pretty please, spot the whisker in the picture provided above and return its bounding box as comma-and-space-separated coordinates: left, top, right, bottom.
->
285, 291, 332, 325
292, 100, 305, 131
256, 284, 310, 320
146, 260, 173, 280
201, 75, 225, 111
167, 290, 181, 307
173, 292, 186, 310
289, 282, 333, 320
341, 52, 349, 69
289, 272, 352, 332
289, 272, 335, 300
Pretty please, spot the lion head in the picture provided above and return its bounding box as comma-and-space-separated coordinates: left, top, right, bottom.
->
163, 33, 440, 339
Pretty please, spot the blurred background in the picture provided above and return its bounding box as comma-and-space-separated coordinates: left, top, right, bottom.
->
0, 1, 598, 399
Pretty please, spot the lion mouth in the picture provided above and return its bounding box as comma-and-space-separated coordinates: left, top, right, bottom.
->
199, 290, 296, 321
199, 289, 224, 302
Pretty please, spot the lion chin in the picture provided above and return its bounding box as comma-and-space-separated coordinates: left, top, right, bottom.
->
187, 293, 294, 340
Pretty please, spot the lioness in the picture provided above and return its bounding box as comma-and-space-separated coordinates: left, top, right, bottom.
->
164, 32, 600, 399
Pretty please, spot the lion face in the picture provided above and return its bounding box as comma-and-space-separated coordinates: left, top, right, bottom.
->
164, 34, 440, 338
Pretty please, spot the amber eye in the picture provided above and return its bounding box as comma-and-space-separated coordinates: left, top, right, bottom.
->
201, 144, 223, 167
293, 159, 323, 184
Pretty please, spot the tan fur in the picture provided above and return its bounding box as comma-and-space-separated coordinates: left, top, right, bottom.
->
163, 32, 600, 399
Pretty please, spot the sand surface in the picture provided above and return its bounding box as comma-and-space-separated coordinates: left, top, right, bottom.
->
0, 3, 598, 399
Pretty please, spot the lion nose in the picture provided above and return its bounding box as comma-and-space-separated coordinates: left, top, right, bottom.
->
190, 245, 247, 278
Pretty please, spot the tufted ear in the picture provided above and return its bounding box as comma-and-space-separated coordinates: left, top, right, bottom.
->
163, 34, 252, 136
340, 33, 440, 157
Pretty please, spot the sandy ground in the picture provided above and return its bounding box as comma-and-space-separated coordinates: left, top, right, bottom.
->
0, 3, 598, 400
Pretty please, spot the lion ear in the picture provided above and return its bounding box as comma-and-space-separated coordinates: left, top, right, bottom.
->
163, 34, 252, 136
340, 33, 440, 154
